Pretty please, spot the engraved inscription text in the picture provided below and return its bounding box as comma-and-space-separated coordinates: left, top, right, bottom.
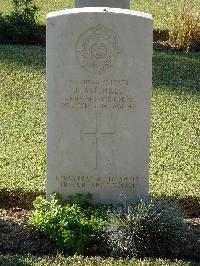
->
61, 79, 135, 112
56, 176, 139, 189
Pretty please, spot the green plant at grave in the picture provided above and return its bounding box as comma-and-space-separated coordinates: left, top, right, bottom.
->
163, 1, 200, 51
67, 193, 93, 209
106, 199, 187, 258
28, 193, 108, 254
11, 0, 38, 24
0, 0, 39, 44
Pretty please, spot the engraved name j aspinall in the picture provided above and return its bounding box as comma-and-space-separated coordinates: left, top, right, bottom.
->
75, 24, 120, 74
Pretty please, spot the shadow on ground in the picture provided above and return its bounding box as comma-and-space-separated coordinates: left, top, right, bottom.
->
153, 50, 200, 95
0, 191, 45, 210
0, 257, 29, 266
0, 190, 199, 216
0, 45, 45, 69
0, 217, 57, 255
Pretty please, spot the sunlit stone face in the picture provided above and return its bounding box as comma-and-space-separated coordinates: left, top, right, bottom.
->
46, 8, 152, 204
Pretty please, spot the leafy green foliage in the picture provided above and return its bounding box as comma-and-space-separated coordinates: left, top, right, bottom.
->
67, 193, 92, 209
0, 0, 39, 44
28, 193, 108, 254
0, 0, 73, 25
11, 0, 38, 24
28, 194, 188, 258
106, 200, 187, 258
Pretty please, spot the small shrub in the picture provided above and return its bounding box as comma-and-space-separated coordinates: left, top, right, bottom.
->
11, 0, 38, 24
106, 199, 187, 258
28, 193, 108, 254
164, 2, 200, 51
0, 0, 39, 44
67, 193, 92, 209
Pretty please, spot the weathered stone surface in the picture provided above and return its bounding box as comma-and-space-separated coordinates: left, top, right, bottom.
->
46, 8, 152, 204
75, 0, 130, 9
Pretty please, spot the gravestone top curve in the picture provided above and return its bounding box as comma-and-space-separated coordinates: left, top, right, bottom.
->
47, 7, 152, 20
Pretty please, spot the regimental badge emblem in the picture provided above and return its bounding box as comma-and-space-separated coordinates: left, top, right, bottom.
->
75, 24, 120, 75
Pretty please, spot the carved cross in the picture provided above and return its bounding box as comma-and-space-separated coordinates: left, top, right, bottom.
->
80, 112, 116, 169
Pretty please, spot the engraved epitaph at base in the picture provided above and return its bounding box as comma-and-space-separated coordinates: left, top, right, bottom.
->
75, 0, 130, 9
47, 8, 152, 204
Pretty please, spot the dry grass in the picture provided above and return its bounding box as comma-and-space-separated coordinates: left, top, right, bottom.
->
165, 2, 200, 51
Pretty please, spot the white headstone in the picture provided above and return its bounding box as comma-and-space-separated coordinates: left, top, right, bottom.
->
75, 0, 130, 9
47, 7, 152, 204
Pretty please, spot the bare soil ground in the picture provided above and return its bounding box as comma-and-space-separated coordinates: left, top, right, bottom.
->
0, 208, 58, 255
